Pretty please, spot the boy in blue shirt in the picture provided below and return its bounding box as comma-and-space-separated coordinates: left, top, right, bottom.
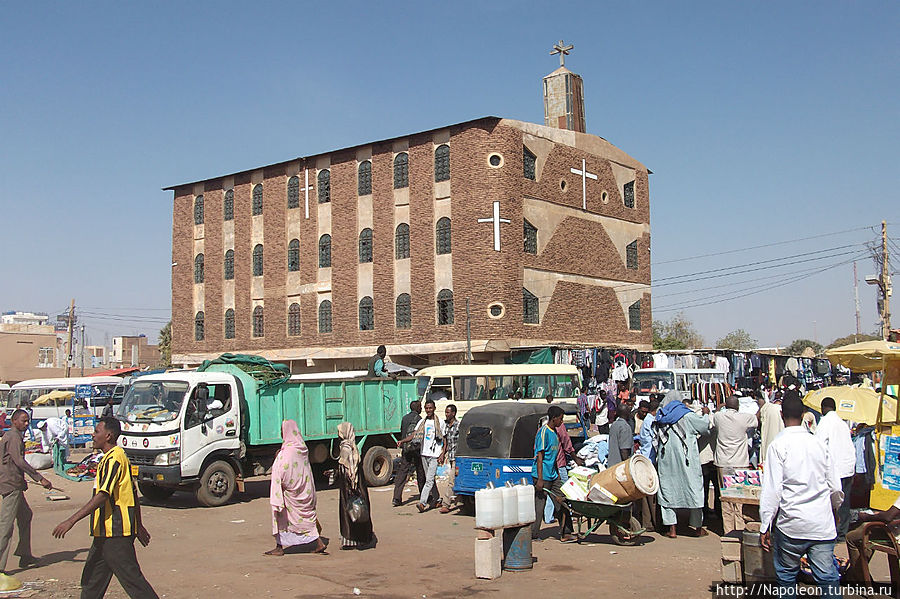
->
532, 405, 575, 542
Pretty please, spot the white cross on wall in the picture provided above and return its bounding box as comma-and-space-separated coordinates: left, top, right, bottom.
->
300, 168, 314, 219
570, 159, 598, 211
477, 201, 511, 252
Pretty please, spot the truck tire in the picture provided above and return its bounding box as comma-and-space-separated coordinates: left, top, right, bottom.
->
362, 446, 392, 487
138, 482, 175, 502
196, 460, 236, 507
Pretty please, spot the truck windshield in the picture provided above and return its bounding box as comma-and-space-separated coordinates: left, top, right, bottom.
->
633, 371, 676, 394
118, 381, 189, 423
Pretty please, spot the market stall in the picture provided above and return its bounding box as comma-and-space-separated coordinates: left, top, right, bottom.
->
824, 340, 900, 510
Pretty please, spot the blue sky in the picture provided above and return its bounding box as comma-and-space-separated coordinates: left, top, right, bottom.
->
1, 2, 897, 348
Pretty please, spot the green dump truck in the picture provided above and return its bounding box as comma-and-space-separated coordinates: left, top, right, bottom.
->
115, 355, 416, 506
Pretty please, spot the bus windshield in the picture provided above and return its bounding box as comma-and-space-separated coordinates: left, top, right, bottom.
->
633, 371, 676, 394
119, 381, 189, 423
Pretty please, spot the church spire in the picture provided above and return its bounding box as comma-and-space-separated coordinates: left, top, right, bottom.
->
543, 39, 586, 133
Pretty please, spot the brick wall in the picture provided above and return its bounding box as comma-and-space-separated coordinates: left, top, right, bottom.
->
171, 117, 652, 359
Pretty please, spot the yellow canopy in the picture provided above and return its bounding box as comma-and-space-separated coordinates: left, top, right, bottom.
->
802, 385, 897, 425
825, 340, 900, 373
33, 390, 75, 406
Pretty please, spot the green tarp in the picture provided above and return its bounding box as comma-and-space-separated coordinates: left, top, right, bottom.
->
197, 353, 291, 389
506, 347, 554, 365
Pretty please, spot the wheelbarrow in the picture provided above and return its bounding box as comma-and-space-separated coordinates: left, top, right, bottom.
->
548, 490, 646, 546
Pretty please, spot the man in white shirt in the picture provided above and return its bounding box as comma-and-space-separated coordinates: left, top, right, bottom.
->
36, 418, 69, 461
412, 398, 445, 513
711, 396, 758, 533
815, 396, 857, 540
760, 391, 842, 596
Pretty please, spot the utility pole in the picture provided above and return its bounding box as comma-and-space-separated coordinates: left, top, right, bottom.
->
881, 220, 892, 339
465, 299, 472, 364
80, 325, 85, 376
853, 261, 861, 342
65, 299, 75, 377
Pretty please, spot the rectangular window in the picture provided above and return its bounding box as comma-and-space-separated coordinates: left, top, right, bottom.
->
626, 240, 638, 270
453, 376, 489, 401
38, 347, 54, 367
523, 147, 536, 181
623, 181, 635, 209
628, 300, 641, 330
524, 221, 537, 255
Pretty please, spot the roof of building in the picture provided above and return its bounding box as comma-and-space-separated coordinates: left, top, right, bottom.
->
162, 115, 649, 191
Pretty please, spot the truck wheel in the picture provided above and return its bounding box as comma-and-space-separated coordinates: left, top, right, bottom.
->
196, 460, 236, 507
362, 446, 392, 487
138, 482, 175, 502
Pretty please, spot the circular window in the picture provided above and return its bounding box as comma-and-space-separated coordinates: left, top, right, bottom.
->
488, 153, 503, 168
560, 179, 568, 192
601, 191, 609, 204
487, 303, 505, 319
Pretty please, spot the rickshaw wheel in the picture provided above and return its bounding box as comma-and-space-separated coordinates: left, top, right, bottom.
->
610, 516, 642, 546
458, 495, 475, 516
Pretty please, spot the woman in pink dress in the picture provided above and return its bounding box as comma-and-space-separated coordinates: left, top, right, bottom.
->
265, 420, 326, 555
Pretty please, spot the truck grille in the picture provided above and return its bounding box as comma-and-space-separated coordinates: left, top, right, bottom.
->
126, 451, 156, 466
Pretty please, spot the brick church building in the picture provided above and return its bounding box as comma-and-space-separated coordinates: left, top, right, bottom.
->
167, 46, 652, 370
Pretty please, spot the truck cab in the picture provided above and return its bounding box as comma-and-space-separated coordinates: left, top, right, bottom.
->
117, 371, 243, 506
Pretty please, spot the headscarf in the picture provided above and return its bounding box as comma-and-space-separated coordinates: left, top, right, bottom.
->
337, 422, 359, 483
655, 390, 692, 425
270, 420, 318, 538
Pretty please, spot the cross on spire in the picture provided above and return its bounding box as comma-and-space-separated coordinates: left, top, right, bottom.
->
550, 39, 574, 67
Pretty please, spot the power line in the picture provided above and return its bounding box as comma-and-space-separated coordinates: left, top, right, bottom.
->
80, 306, 170, 312
653, 256, 858, 314
651, 225, 876, 266
652, 244, 863, 283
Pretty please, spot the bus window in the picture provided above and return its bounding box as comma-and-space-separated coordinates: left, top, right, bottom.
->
551, 375, 575, 398
416, 376, 431, 399
489, 376, 521, 400
453, 377, 489, 401
524, 376, 549, 399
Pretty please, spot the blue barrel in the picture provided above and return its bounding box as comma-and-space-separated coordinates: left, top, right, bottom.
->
502, 524, 533, 571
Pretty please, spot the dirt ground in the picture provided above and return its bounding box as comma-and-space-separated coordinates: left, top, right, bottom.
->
5, 465, 887, 599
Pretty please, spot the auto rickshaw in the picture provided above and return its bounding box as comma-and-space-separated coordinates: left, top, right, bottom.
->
453, 401, 579, 513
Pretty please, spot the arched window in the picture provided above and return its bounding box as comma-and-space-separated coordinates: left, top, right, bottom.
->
194, 195, 204, 225
224, 309, 235, 339
393, 153, 409, 189
194, 253, 204, 284
437, 289, 454, 325
288, 303, 301, 336
523, 147, 537, 181
395, 223, 410, 259
395, 293, 411, 329
318, 234, 331, 268
628, 300, 642, 331
287, 176, 300, 209
626, 240, 638, 270
318, 300, 333, 333
253, 244, 264, 276
623, 181, 635, 209
358, 160, 372, 195
358, 297, 374, 331
435, 217, 451, 255
253, 305, 264, 337
194, 311, 205, 341
287, 239, 300, 272
224, 249, 234, 280
317, 170, 330, 203
252, 184, 263, 215
434, 144, 450, 182
523, 288, 539, 324
524, 220, 538, 255
358, 228, 373, 263
223, 189, 234, 221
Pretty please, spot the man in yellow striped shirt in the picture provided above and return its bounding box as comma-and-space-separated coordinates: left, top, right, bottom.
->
53, 417, 157, 598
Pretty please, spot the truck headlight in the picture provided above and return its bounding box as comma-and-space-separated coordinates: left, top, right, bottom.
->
154, 450, 180, 466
